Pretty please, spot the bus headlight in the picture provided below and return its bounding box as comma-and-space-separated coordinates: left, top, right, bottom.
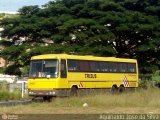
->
29, 91, 34, 94
49, 91, 55, 95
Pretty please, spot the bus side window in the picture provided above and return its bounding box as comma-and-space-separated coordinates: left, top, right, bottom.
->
100, 62, 108, 72
61, 59, 67, 78
128, 63, 136, 73
108, 62, 113, 72
68, 60, 78, 71
119, 63, 127, 73
90, 61, 100, 72
79, 61, 90, 72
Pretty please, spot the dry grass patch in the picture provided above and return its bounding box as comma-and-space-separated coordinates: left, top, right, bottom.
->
0, 88, 160, 114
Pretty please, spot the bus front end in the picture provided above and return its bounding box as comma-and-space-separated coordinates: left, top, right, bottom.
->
28, 59, 59, 98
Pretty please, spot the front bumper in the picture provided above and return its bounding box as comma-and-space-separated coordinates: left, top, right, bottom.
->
28, 90, 57, 96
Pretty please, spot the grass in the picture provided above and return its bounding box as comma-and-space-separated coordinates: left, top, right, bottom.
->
0, 88, 160, 114
0, 90, 22, 101
49, 88, 160, 108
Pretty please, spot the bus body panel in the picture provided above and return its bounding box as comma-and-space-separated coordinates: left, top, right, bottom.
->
28, 78, 57, 89
67, 72, 138, 88
28, 54, 139, 97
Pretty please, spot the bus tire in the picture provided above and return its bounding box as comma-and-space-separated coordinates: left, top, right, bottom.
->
43, 96, 52, 102
70, 86, 78, 97
111, 85, 118, 94
118, 85, 125, 93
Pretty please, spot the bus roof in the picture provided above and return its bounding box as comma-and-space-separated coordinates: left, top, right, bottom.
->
31, 54, 137, 63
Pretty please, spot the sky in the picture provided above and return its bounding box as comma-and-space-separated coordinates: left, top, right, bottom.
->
0, 0, 53, 13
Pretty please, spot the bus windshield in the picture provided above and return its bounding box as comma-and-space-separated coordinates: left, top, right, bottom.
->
29, 59, 58, 78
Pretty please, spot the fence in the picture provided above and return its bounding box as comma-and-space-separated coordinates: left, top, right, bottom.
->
0, 75, 18, 83
9, 83, 28, 93
0, 82, 28, 98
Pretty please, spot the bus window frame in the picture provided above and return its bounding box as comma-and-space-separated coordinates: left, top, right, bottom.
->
29, 59, 59, 78
67, 59, 137, 74
60, 59, 67, 78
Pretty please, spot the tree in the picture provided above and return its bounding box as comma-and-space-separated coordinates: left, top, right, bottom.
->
18, 5, 40, 15
0, 0, 160, 75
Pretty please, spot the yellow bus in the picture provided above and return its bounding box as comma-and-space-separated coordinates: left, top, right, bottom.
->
28, 54, 138, 100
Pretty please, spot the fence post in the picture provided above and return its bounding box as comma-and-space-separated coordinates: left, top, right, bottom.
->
21, 82, 24, 98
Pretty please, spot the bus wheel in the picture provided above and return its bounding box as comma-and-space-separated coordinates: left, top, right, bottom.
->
111, 85, 118, 94
118, 85, 125, 93
43, 96, 52, 102
70, 86, 78, 97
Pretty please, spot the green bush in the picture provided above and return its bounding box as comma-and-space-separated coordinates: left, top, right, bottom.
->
155, 81, 160, 88
152, 70, 160, 88
9, 91, 21, 100
139, 80, 156, 89
0, 67, 5, 74
0, 81, 8, 91
0, 90, 21, 101
0, 90, 10, 101
139, 80, 150, 89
